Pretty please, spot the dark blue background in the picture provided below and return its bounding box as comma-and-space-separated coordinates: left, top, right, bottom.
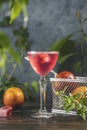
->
7, 0, 87, 83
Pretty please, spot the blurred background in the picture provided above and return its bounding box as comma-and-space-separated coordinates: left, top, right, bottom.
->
0, 0, 87, 101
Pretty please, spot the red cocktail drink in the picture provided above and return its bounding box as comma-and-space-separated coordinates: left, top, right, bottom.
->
26, 51, 58, 118
27, 52, 58, 77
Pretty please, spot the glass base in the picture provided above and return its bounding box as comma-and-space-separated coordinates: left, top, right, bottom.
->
31, 110, 53, 118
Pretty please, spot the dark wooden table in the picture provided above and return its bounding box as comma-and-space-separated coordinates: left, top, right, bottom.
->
0, 103, 87, 130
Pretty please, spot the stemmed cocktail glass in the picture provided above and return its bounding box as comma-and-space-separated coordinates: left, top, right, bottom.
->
25, 51, 58, 118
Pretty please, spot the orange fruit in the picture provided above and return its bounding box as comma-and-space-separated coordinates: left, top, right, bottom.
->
56, 71, 75, 79
3, 87, 25, 108
53, 71, 76, 94
72, 86, 87, 99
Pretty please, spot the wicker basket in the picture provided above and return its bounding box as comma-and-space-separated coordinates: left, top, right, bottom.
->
50, 77, 87, 115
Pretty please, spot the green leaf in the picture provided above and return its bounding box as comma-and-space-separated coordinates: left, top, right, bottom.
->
82, 35, 87, 42
0, 53, 7, 76
21, 0, 29, 17
13, 26, 29, 50
65, 103, 75, 112
73, 61, 82, 73
48, 35, 77, 52
77, 109, 86, 120
48, 36, 70, 51
31, 81, 39, 94
13, 27, 29, 38
10, 1, 22, 23
73, 93, 81, 100
0, 31, 11, 49
54, 91, 59, 96
59, 53, 75, 64
15, 37, 29, 51
48, 35, 77, 64
82, 113, 86, 120
60, 40, 77, 55
10, 0, 29, 23
8, 48, 21, 63
0, 0, 6, 10
0, 53, 7, 67
80, 97, 87, 106
0, 17, 10, 27
22, 81, 38, 101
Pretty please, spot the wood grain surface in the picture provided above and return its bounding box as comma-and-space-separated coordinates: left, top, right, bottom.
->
0, 103, 86, 130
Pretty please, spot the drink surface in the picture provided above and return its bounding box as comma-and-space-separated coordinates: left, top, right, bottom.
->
27, 51, 58, 77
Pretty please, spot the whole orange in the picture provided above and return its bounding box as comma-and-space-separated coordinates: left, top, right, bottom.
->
3, 87, 25, 108
72, 86, 87, 99
56, 71, 75, 79
53, 71, 76, 94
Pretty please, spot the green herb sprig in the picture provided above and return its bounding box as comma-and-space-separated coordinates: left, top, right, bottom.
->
62, 93, 87, 120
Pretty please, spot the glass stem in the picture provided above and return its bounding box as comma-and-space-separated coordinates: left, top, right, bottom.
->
39, 77, 47, 112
